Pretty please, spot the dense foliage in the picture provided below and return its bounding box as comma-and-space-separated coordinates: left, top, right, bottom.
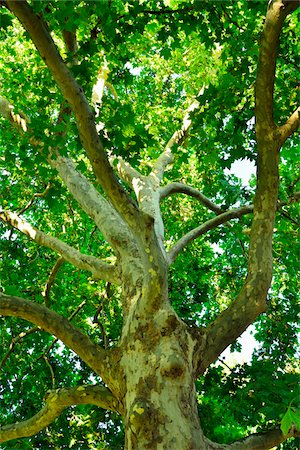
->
0, 1, 299, 449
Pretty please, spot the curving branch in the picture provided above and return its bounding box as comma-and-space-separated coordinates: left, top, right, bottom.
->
167, 190, 300, 265
18, 182, 52, 215
193, 0, 299, 377
205, 427, 300, 450
0, 385, 120, 444
255, 0, 298, 130
159, 182, 223, 214
0, 210, 119, 284
0, 293, 118, 388
167, 205, 253, 265
5, 0, 143, 233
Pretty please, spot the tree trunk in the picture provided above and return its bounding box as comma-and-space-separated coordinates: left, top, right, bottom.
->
119, 300, 206, 450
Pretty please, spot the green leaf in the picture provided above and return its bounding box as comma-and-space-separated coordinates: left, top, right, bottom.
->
280, 407, 300, 435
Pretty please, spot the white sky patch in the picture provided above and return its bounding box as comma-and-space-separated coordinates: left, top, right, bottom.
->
124, 62, 142, 76
219, 325, 257, 366
225, 159, 256, 186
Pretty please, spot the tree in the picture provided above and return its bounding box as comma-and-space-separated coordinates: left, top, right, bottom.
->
0, 0, 299, 448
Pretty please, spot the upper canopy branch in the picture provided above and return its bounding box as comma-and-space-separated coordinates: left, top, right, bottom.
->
0, 384, 119, 444
255, 0, 299, 133
151, 100, 199, 182
167, 205, 253, 265
0, 293, 117, 387
0, 210, 119, 284
5, 0, 143, 233
159, 182, 223, 214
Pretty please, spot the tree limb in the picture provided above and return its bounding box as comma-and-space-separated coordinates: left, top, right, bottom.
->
193, 0, 299, 376
167, 206, 253, 265
0, 293, 118, 389
255, 0, 298, 130
159, 182, 223, 214
18, 182, 52, 215
0, 385, 120, 444
205, 427, 299, 449
0, 326, 39, 370
0, 210, 119, 284
278, 106, 300, 145
0, 95, 30, 132
167, 190, 300, 265
151, 100, 199, 182
5, 0, 143, 233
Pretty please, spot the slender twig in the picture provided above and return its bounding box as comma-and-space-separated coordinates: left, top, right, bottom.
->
18, 183, 52, 215
42, 257, 65, 307
42, 355, 56, 389
42, 300, 86, 357
0, 327, 39, 370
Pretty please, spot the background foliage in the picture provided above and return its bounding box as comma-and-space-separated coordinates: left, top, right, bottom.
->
0, 0, 299, 448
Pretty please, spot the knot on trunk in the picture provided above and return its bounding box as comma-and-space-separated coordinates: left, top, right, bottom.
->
160, 354, 185, 378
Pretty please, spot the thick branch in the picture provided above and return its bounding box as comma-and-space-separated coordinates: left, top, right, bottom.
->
159, 182, 223, 214
5, 0, 142, 232
193, 0, 299, 376
49, 155, 140, 259
167, 206, 253, 265
0, 210, 118, 284
205, 427, 299, 450
255, 0, 298, 130
0, 294, 116, 387
0, 385, 119, 444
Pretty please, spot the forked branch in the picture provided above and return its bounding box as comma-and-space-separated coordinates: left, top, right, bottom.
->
0, 385, 119, 444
